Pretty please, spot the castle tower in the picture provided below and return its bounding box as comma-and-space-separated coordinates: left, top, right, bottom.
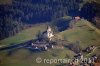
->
41, 26, 54, 41
46, 26, 54, 40
47, 26, 52, 32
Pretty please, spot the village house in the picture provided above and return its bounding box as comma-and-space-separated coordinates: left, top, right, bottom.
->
84, 45, 96, 53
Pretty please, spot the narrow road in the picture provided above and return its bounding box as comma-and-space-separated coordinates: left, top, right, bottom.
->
0, 40, 32, 51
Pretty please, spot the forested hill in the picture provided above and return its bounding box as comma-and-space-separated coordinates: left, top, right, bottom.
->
0, 0, 82, 24
0, 0, 100, 40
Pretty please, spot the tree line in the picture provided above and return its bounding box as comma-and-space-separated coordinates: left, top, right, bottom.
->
0, 0, 100, 40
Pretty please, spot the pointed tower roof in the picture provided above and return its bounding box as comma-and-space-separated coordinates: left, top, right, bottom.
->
47, 26, 52, 32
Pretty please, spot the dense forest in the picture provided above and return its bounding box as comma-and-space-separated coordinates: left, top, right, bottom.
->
0, 0, 100, 40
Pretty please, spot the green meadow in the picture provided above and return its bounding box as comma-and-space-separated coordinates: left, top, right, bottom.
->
0, 18, 100, 66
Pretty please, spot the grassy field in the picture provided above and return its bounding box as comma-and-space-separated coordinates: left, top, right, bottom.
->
0, 48, 75, 66
58, 19, 100, 58
59, 19, 100, 48
0, 18, 100, 66
0, 23, 48, 46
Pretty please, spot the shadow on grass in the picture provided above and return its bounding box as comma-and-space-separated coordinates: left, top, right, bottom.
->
0, 40, 43, 56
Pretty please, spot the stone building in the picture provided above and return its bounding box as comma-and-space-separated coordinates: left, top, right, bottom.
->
42, 26, 54, 41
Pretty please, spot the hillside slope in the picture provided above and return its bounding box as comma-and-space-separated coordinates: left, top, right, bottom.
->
58, 19, 100, 47
0, 18, 100, 66
0, 18, 100, 47
0, 23, 47, 46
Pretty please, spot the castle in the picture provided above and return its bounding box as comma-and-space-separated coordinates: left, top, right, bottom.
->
42, 26, 54, 41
